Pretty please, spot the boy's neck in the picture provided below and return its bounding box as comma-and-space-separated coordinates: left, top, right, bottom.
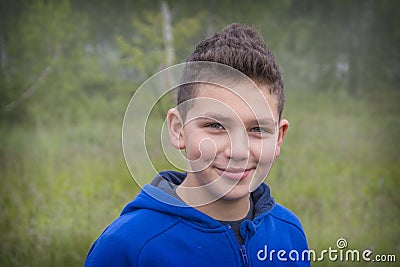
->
177, 180, 251, 221
195, 196, 251, 221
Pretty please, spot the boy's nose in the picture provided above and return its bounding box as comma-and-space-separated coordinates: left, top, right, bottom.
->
224, 131, 249, 162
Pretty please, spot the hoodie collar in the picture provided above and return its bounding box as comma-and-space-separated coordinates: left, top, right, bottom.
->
121, 171, 275, 228
153, 171, 275, 216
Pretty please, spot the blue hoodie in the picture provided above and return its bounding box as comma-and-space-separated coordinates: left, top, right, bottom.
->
85, 171, 310, 266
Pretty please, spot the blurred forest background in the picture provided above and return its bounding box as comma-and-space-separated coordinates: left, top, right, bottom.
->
0, 0, 399, 266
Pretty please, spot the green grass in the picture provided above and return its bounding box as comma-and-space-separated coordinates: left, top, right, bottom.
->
268, 89, 400, 266
0, 90, 399, 266
0, 116, 139, 266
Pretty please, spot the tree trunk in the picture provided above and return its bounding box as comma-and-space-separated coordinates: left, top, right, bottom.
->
157, 1, 175, 118
161, 1, 174, 67
347, 33, 358, 97
0, 20, 8, 81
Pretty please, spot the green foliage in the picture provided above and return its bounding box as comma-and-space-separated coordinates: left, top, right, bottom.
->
1, 89, 399, 266
269, 90, 400, 257
278, 0, 400, 94
0, 113, 137, 267
173, 12, 208, 60
1, 0, 68, 116
117, 9, 164, 78
0, 0, 399, 266
115, 3, 206, 80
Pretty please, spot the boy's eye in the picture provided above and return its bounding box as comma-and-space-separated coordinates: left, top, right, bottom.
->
250, 127, 273, 134
207, 123, 225, 130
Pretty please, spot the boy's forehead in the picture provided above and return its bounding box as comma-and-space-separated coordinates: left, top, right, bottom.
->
188, 80, 279, 121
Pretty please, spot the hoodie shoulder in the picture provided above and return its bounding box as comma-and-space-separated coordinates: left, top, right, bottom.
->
85, 195, 181, 267
269, 203, 306, 237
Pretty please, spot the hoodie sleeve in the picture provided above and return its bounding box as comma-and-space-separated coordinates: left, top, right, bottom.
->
84, 233, 135, 267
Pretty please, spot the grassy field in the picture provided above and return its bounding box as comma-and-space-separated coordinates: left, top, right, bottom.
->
269, 89, 400, 266
0, 89, 399, 266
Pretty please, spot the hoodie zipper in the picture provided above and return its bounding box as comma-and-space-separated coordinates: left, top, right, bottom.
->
226, 224, 249, 267
239, 244, 249, 267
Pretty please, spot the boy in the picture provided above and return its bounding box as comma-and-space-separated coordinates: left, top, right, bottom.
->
85, 23, 309, 266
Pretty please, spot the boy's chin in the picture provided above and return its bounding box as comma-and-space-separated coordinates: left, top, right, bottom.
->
220, 184, 251, 201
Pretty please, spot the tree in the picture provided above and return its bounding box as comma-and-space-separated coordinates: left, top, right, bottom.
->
0, 0, 81, 121
284, 0, 400, 94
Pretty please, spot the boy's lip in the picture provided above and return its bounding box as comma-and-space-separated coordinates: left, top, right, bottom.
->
215, 167, 251, 180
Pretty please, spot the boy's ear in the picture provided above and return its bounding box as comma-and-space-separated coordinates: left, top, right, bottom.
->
167, 108, 185, 149
274, 119, 289, 158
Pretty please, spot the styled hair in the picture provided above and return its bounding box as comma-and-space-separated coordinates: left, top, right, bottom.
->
176, 23, 285, 120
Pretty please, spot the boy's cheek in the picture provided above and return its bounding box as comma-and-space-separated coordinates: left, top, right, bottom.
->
249, 158, 275, 191
248, 139, 276, 191
185, 137, 217, 172
253, 137, 276, 161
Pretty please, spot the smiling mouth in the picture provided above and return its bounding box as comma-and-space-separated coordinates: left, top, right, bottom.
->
215, 167, 251, 180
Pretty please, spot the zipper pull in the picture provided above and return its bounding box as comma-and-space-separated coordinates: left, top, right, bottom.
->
239, 244, 249, 267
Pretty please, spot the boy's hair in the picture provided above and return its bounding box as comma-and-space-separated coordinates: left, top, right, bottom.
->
176, 23, 285, 120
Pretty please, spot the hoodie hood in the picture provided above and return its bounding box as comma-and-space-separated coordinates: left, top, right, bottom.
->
121, 171, 275, 228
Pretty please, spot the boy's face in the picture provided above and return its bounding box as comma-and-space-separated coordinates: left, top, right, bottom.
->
168, 80, 288, 204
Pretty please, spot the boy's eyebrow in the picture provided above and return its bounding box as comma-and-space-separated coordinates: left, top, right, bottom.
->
200, 112, 276, 125
200, 113, 232, 123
